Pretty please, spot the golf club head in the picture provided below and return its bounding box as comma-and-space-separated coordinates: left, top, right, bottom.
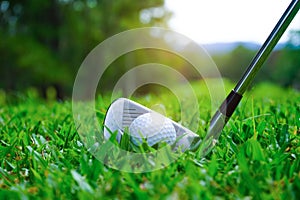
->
103, 98, 201, 151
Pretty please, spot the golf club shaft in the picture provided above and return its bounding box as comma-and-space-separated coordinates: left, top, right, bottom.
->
222, 0, 300, 119
234, 0, 300, 95
197, 0, 300, 154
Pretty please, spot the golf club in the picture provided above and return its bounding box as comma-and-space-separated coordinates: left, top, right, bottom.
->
103, 0, 300, 154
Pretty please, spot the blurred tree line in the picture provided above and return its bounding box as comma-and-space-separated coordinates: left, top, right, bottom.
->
0, 0, 169, 99
1, 0, 299, 100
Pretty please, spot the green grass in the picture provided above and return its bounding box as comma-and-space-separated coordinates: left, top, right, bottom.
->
1, 81, 300, 199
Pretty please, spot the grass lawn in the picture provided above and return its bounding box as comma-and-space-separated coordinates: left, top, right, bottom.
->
0, 81, 299, 199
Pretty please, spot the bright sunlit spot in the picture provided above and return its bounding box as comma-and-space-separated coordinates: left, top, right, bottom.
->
165, 0, 300, 44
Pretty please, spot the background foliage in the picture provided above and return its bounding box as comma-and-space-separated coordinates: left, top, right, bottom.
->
0, 0, 168, 98
1, 0, 299, 99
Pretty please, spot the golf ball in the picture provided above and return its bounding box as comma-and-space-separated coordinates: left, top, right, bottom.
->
129, 112, 176, 146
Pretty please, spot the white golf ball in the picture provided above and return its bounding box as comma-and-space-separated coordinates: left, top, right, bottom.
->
129, 112, 176, 147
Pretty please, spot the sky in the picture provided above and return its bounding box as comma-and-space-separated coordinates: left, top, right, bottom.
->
165, 0, 300, 44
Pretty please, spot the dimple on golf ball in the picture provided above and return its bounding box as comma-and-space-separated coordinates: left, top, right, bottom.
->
129, 112, 176, 146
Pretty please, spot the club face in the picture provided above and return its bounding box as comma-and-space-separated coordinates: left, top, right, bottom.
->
103, 98, 200, 151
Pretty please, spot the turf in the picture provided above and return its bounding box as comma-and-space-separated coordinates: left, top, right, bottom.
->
0, 81, 299, 199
